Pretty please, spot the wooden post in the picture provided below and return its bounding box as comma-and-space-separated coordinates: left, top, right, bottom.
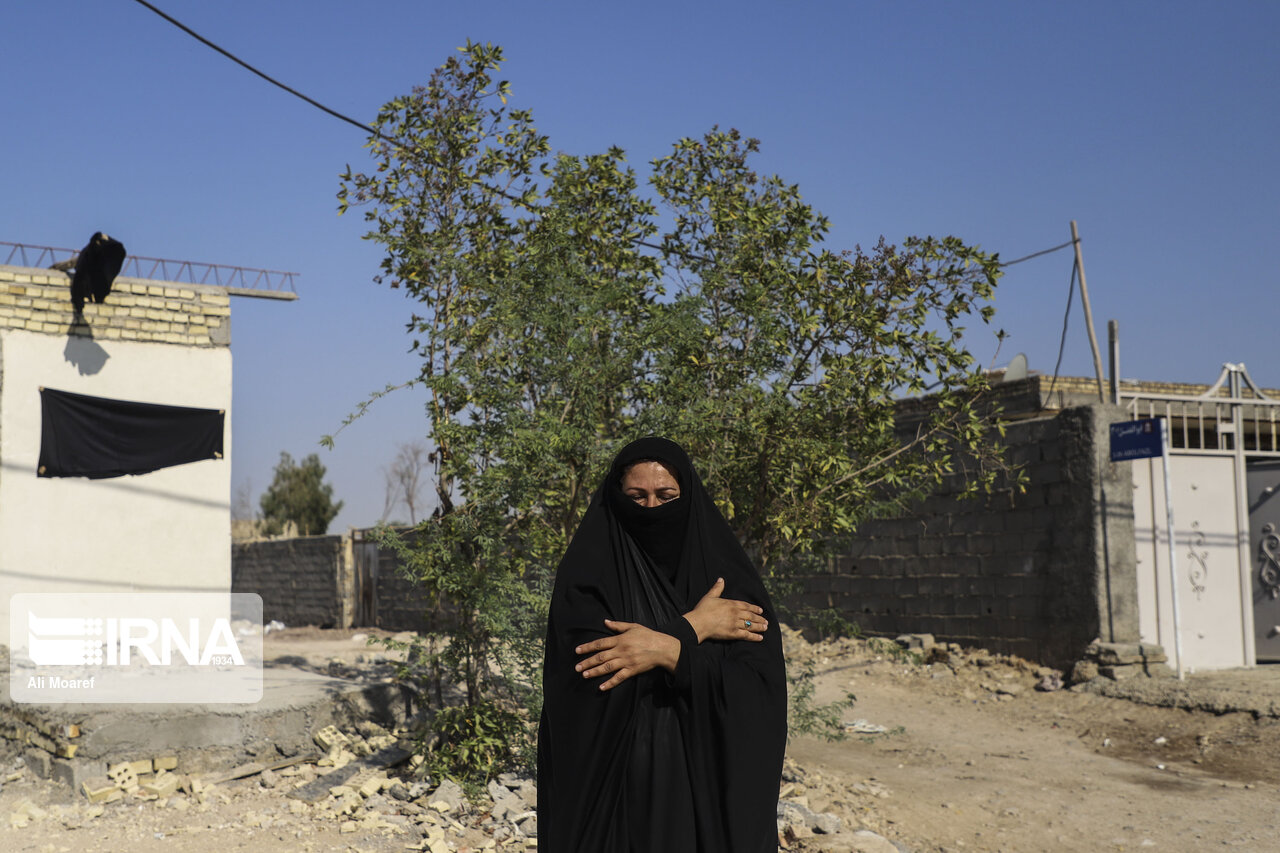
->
1108, 320, 1120, 405
1072, 220, 1107, 402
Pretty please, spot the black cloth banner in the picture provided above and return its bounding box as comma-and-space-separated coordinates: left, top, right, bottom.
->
38, 387, 224, 479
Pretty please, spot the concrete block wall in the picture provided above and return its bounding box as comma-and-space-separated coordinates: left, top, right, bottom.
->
792, 404, 1138, 668
232, 530, 441, 632
0, 265, 230, 346
374, 554, 439, 633
231, 535, 346, 628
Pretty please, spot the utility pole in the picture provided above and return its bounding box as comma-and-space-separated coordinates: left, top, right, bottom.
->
1072, 220, 1107, 402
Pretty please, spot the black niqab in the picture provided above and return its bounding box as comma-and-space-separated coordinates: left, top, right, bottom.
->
538, 437, 787, 852
605, 454, 689, 580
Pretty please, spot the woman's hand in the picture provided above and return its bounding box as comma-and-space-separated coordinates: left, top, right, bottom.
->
682, 577, 768, 643
575, 620, 681, 691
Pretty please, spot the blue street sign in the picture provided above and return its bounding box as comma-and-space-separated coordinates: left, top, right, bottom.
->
1110, 418, 1164, 461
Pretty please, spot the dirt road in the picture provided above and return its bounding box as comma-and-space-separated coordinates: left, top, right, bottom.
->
2, 628, 1278, 852
789, 638, 1280, 852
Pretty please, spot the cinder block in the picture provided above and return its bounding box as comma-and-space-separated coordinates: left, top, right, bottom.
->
1099, 664, 1143, 681
142, 772, 180, 798
314, 725, 350, 751
358, 772, 386, 798
107, 762, 139, 792
154, 756, 178, 771
23, 749, 52, 779
82, 777, 119, 803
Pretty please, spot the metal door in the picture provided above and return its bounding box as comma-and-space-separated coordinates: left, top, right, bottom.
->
353, 541, 379, 627
1133, 454, 1249, 670
1123, 362, 1280, 669
1246, 460, 1280, 661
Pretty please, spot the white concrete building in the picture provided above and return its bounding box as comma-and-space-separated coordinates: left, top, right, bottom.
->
0, 263, 235, 642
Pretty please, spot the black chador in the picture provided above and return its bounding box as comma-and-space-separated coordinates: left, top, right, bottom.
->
538, 438, 787, 852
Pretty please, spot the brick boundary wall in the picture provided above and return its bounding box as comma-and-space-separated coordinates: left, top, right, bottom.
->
788, 403, 1139, 668
0, 265, 231, 347
231, 535, 346, 628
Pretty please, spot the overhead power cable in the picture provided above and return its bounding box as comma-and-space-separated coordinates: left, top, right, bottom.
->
1039, 256, 1079, 410
998, 240, 1074, 268
130, 0, 386, 142
130, 0, 1077, 275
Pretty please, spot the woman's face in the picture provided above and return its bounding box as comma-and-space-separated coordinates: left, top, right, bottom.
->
620, 460, 681, 508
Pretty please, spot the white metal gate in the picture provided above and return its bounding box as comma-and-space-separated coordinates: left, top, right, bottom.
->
1124, 363, 1280, 670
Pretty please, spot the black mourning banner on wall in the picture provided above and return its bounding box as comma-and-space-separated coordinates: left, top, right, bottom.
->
38, 387, 224, 479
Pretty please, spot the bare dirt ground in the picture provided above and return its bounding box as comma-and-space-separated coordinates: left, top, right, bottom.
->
785, 632, 1280, 852
2, 627, 1279, 852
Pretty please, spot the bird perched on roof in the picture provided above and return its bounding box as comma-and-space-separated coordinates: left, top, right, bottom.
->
68, 232, 126, 313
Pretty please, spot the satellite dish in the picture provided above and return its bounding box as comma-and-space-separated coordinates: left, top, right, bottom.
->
1003, 353, 1028, 382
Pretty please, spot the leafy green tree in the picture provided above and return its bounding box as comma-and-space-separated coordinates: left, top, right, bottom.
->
339, 41, 1012, 779
259, 452, 343, 537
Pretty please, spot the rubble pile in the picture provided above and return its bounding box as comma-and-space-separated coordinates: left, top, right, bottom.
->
0, 711, 914, 852
775, 757, 902, 853
780, 624, 1071, 703
0, 718, 543, 851
1071, 641, 1172, 682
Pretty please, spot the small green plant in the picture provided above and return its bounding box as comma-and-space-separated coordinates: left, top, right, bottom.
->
806, 607, 862, 641
867, 637, 923, 666
786, 660, 856, 742
422, 700, 530, 796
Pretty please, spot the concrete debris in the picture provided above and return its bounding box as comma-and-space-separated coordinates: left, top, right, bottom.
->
778, 798, 844, 838
1071, 659, 1100, 684
1036, 671, 1065, 691
428, 778, 466, 814
813, 812, 842, 834
845, 719, 889, 735
850, 828, 901, 852
140, 771, 179, 798
894, 634, 936, 652
0, 641, 933, 853
314, 724, 352, 752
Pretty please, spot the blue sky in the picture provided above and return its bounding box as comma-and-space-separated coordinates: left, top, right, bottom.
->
3, 1, 1277, 530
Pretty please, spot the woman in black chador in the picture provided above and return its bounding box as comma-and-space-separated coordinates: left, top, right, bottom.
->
538, 437, 787, 852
